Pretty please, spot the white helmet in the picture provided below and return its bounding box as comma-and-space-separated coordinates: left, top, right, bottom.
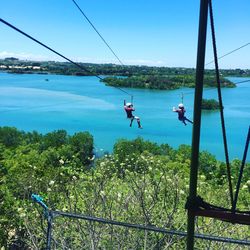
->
178, 103, 184, 108
126, 102, 132, 107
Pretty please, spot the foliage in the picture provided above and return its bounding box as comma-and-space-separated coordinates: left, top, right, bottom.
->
0, 126, 24, 148
202, 98, 220, 110
0, 128, 249, 249
102, 75, 235, 90
1, 58, 249, 78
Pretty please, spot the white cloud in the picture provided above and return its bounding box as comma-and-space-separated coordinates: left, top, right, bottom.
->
0, 51, 168, 66
3, 51, 247, 69
124, 59, 166, 66
0, 51, 60, 61
73, 56, 167, 67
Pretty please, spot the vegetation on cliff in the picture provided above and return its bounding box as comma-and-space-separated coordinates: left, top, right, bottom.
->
102, 75, 235, 90
202, 98, 220, 110
0, 127, 249, 249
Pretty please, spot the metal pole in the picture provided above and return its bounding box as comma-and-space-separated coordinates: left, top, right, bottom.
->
232, 126, 250, 212
46, 211, 53, 250
186, 0, 209, 249
208, 0, 234, 206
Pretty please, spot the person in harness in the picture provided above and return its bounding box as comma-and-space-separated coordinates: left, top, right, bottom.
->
173, 103, 193, 126
124, 100, 142, 128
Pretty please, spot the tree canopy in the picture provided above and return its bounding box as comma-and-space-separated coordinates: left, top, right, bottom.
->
0, 127, 249, 249
202, 98, 220, 110
102, 75, 235, 90
1, 58, 249, 77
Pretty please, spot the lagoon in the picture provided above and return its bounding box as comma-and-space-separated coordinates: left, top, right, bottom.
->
0, 72, 249, 161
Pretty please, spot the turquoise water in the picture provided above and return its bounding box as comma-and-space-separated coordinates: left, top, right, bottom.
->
0, 72, 249, 161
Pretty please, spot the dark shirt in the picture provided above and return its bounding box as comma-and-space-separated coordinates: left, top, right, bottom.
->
124, 106, 134, 118
175, 108, 186, 120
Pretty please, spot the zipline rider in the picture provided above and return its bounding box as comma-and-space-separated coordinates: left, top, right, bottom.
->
124, 100, 142, 129
173, 103, 193, 126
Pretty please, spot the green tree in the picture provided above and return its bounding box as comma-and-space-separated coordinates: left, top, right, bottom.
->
0, 126, 24, 148
202, 98, 220, 110
41, 129, 68, 149
69, 131, 94, 165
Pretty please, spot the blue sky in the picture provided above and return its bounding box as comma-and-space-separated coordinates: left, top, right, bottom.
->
0, 0, 249, 68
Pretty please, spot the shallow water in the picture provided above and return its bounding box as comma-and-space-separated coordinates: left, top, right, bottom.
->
0, 72, 249, 161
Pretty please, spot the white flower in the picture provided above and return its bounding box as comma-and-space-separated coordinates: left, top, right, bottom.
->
179, 190, 185, 195
72, 176, 77, 181
59, 159, 64, 165
20, 213, 26, 218
49, 180, 55, 186
200, 175, 206, 181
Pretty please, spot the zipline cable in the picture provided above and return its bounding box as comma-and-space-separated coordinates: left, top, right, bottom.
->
206, 42, 250, 66
51, 210, 250, 246
0, 18, 247, 105
183, 39, 250, 97
178, 40, 249, 100
71, 0, 134, 103
0, 18, 133, 98
235, 79, 250, 85
71, 0, 124, 66
208, 0, 234, 205
0, 19, 102, 80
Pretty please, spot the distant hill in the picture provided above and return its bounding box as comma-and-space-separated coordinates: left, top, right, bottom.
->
102, 75, 236, 90
0, 58, 248, 90
0, 58, 249, 76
